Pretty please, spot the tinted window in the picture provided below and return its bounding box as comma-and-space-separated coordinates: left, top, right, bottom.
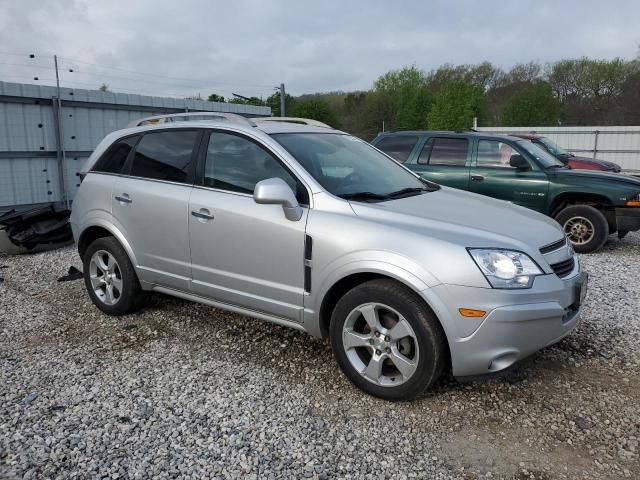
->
204, 132, 307, 203
477, 140, 517, 168
130, 130, 198, 183
93, 136, 138, 174
418, 137, 468, 166
374, 135, 419, 163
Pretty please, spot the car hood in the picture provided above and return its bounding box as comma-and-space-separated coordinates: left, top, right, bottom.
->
348, 187, 564, 252
568, 155, 621, 171
547, 167, 640, 187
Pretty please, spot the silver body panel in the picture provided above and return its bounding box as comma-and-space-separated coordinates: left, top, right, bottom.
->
71, 121, 584, 377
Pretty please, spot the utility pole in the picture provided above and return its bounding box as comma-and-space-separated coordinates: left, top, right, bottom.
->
53, 54, 69, 209
279, 83, 286, 117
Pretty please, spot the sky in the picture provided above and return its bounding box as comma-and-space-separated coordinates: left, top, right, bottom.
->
0, 0, 639, 100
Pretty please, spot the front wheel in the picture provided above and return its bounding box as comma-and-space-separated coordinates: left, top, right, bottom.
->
555, 205, 609, 253
329, 279, 447, 400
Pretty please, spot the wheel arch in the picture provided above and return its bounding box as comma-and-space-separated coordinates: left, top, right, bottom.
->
77, 221, 138, 267
316, 271, 451, 370
549, 192, 616, 232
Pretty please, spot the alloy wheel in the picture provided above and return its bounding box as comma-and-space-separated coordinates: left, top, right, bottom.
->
342, 302, 419, 387
89, 250, 123, 305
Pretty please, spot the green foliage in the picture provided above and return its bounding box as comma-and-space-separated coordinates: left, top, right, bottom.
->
289, 98, 338, 127
427, 81, 484, 130
266, 92, 296, 117
373, 66, 433, 130
207, 93, 225, 102
503, 82, 559, 126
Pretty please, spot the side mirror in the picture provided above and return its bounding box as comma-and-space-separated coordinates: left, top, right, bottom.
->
509, 154, 530, 170
254, 177, 303, 221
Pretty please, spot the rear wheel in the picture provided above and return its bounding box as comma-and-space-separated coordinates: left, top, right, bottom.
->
329, 279, 447, 400
83, 236, 146, 315
555, 205, 609, 253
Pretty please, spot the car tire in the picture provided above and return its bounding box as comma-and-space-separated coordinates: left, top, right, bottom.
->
82, 236, 146, 315
329, 279, 447, 400
555, 205, 609, 253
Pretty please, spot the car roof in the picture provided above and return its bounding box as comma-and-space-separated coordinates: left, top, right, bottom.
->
117, 119, 345, 137
374, 130, 525, 142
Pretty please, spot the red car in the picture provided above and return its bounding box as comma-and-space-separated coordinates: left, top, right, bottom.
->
512, 134, 622, 173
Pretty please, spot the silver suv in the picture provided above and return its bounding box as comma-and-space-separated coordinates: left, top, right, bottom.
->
71, 113, 587, 400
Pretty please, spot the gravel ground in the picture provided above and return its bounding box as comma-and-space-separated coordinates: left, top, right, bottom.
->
1, 234, 638, 479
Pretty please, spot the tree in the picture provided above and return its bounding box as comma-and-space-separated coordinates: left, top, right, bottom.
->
372, 65, 432, 130
289, 98, 338, 127
99, 83, 109, 92
427, 81, 484, 130
265, 92, 296, 117
502, 82, 559, 126
207, 93, 225, 102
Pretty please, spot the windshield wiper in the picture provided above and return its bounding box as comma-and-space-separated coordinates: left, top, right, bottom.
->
339, 191, 390, 202
385, 187, 430, 199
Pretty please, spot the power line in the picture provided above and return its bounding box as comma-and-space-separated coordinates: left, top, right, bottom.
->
57, 55, 275, 89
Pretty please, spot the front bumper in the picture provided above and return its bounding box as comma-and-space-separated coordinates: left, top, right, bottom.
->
424, 266, 587, 377
616, 207, 640, 232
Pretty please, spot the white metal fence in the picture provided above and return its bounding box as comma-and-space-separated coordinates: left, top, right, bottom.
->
476, 126, 640, 171
0, 81, 271, 210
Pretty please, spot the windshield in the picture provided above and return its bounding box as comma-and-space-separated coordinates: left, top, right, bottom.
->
516, 140, 565, 168
272, 133, 433, 200
538, 137, 569, 156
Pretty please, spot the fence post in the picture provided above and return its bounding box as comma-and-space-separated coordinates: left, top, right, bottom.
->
51, 97, 68, 209
593, 130, 600, 159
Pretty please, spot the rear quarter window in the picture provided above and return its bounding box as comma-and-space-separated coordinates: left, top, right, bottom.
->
92, 136, 139, 174
374, 135, 419, 163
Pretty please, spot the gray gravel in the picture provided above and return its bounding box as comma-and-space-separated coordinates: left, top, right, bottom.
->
1, 233, 639, 479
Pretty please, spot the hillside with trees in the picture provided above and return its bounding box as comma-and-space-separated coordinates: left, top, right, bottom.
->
208, 57, 640, 140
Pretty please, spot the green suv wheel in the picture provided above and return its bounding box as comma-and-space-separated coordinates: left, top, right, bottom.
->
555, 205, 609, 253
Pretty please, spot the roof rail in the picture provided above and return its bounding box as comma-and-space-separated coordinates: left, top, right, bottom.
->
254, 117, 332, 128
128, 112, 257, 128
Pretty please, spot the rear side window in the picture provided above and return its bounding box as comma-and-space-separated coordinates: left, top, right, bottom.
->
130, 130, 198, 183
92, 136, 139, 174
418, 137, 468, 166
374, 135, 419, 163
204, 131, 308, 203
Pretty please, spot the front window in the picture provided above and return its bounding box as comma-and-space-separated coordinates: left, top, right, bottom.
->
516, 140, 565, 168
272, 133, 434, 201
537, 137, 569, 157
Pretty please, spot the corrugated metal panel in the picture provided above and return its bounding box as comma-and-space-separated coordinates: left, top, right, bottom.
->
477, 126, 640, 170
0, 81, 272, 207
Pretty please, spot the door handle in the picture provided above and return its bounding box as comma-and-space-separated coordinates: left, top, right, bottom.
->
471, 175, 484, 182
114, 193, 132, 204
191, 208, 214, 221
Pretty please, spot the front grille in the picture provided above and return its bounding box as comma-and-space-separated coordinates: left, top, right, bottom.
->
550, 257, 575, 278
540, 238, 567, 254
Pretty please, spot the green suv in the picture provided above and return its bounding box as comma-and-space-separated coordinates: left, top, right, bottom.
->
371, 131, 640, 253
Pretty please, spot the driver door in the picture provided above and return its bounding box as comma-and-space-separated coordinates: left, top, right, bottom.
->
188, 130, 309, 322
469, 139, 549, 211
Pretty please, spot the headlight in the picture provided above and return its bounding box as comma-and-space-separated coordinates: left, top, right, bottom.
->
468, 249, 543, 289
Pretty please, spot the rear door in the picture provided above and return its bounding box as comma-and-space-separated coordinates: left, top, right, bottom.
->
112, 129, 201, 291
469, 138, 549, 211
409, 136, 470, 190
188, 130, 309, 321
